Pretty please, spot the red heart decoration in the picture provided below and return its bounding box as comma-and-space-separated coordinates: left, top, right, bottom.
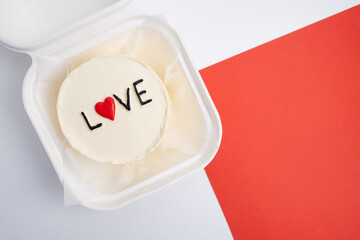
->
95, 97, 115, 121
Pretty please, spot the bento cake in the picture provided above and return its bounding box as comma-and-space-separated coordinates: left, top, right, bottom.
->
57, 55, 170, 164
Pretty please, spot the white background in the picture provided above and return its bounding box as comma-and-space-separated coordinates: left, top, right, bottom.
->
0, 0, 359, 239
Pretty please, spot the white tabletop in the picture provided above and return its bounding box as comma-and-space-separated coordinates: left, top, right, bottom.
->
1, 0, 358, 239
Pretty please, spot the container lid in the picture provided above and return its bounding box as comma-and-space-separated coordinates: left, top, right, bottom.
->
0, 0, 131, 52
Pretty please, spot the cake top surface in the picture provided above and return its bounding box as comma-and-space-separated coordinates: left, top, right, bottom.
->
57, 54, 170, 164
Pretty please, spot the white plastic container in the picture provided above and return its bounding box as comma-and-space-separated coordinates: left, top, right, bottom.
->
0, 0, 222, 210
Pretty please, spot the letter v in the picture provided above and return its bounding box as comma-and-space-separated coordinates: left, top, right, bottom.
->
113, 88, 131, 111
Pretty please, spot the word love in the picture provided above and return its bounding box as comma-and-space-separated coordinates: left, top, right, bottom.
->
81, 79, 152, 131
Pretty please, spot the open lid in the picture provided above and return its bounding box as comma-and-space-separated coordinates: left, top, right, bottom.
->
0, 0, 131, 52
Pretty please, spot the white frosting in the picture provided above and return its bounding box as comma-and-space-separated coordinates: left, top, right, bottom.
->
57, 54, 170, 164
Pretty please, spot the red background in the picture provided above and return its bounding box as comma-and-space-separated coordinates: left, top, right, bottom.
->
201, 5, 360, 240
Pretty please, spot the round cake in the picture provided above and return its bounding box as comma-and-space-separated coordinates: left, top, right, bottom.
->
57, 54, 170, 164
